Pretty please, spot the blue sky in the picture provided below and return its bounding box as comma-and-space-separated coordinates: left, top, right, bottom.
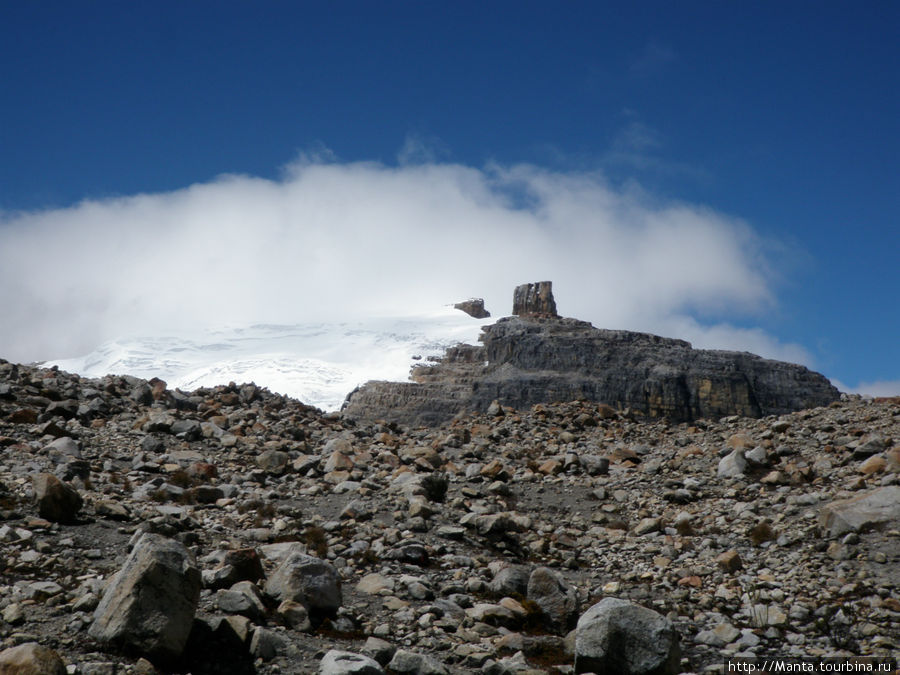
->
1, 2, 897, 394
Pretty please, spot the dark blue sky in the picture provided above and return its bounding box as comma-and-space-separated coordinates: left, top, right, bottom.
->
1, 2, 898, 390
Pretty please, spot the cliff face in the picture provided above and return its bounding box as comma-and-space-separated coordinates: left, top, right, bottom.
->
342, 315, 841, 427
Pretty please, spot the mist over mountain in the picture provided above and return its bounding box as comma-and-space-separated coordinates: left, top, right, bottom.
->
48, 310, 492, 412
2, 159, 802, 363
3, 158, 896, 397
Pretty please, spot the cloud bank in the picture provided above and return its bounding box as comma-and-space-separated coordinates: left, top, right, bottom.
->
1, 157, 807, 368
830, 380, 900, 398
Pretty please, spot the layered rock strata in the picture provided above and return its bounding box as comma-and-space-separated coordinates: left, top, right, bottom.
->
343, 315, 840, 427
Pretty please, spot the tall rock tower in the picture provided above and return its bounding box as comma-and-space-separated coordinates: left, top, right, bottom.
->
512, 281, 558, 318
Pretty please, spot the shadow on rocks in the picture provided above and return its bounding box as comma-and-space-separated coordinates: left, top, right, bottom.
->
178, 619, 257, 675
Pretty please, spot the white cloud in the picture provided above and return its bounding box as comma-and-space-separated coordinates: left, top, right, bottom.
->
655, 316, 813, 366
830, 379, 900, 397
1, 157, 802, 368
397, 132, 451, 165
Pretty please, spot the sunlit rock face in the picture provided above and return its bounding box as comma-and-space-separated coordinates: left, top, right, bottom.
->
343, 283, 839, 427
512, 281, 558, 318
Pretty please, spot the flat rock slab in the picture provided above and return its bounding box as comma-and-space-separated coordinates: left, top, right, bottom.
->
819, 485, 900, 536
89, 533, 201, 662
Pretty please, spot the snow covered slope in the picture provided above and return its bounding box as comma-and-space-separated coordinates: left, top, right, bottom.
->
48, 308, 493, 411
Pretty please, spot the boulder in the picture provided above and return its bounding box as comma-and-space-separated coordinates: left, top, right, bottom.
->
264, 550, 342, 617
0, 642, 67, 674
130, 383, 153, 405
203, 547, 265, 590
216, 581, 267, 622
489, 564, 532, 598
387, 649, 449, 675
170, 419, 202, 440
717, 450, 748, 478
257, 449, 290, 474
454, 298, 491, 319
574, 597, 680, 675
362, 637, 396, 666
32, 473, 82, 523
819, 485, 900, 536
89, 533, 201, 662
320, 649, 385, 675
526, 566, 578, 632
249, 626, 287, 660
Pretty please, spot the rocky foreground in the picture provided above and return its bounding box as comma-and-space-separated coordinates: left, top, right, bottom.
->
0, 358, 898, 674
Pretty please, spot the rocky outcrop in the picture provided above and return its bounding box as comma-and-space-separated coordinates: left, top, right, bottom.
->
512, 281, 558, 317
343, 313, 840, 427
819, 486, 900, 536
453, 298, 490, 319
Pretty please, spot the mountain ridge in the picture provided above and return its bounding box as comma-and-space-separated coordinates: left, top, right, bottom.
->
343, 283, 840, 426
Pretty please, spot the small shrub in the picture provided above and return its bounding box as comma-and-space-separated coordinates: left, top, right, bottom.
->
176, 490, 197, 506
353, 548, 380, 567
168, 469, 195, 489
305, 526, 329, 557
748, 520, 776, 546
0, 494, 20, 510
421, 472, 448, 502
148, 489, 168, 503
815, 605, 858, 651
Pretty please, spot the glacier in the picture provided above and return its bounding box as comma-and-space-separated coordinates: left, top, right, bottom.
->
47, 307, 493, 411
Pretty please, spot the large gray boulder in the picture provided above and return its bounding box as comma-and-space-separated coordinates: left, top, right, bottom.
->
264, 550, 342, 617
320, 649, 385, 675
89, 533, 201, 662
819, 485, 900, 536
574, 598, 680, 675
